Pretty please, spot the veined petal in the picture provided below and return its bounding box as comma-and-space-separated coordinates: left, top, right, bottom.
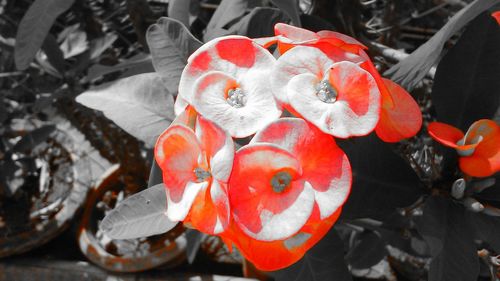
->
185, 180, 230, 234
375, 78, 423, 142
192, 70, 281, 138
177, 36, 275, 115
253, 118, 352, 219
195, 116, 234, 181
288, 61, 380, 138
229, 143, 314, 241
273, 46, 334, 105
155, 125, 202, 200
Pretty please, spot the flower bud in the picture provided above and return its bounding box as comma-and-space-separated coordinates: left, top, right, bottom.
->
463, 197, 484, 212
451, 178, 466, 199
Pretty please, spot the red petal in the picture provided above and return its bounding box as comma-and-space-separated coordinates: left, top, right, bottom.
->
316, 30, 368, 50
195, 116, 234, 181
253, 118, 352, 219
428, 122, 464, 149
216, 38, 256, 68
229, 143, 315, 241
221, 206, 342, 271
154, 125, 205, 221
287, 61, 381, 138
185, 180, 230, 234
459, 120, 500, 177
375, 79, 423, 142
492, 11, 500, 26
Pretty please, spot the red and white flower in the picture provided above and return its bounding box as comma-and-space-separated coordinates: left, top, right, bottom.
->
272, 46, 381, 138
428, 119, 500, 177
176, 36, 281, 138
223, 118, 351, 270
262, 23, 422, 142
155, 114, 234, 234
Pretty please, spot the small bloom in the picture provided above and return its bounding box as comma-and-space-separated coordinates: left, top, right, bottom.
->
262, 23, 422, 142
428, 120, 500, 177
176, 36, 281, 138
223, 118, 351, 270
272, 46, 381, 138
154, 115, 234, 234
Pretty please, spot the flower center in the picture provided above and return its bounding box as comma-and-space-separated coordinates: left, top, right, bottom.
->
315, 80, 337, 103
226, 87, 247, 108
271, 171, 292, 193
194, 167, 211, 182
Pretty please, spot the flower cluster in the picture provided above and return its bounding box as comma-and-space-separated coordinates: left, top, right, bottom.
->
428, 120, 500, 177
155, 23, 422, 271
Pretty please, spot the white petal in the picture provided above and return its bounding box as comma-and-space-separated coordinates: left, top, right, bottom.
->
165, 181, 207, 222
235, 184, 315, 241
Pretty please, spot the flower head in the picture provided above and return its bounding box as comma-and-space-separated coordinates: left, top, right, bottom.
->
262, 23, 422, 142
272, 46, 381, 138
155, 114, 234, 234
176, 36, 281, 138
428, 120, 500, 177
223, 118, 351, 270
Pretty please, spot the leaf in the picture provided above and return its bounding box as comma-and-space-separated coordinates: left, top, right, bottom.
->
233, 7, 288, 38
338, 134, 424, 220
416, 196, 479, 281
466, 211, 500, 253
272, 229, 352, 281
41, 34, 65, 74
300, 13, 335, 32
12, 125, 56, 153
148, 161, 164, 188
203, 0, 248, 41
76, 73, 175, 148
100, 184, 177, 239
60, 29, 88, 59
15, 0, 75, 70
89, 33, 118, 60
431, 12, 500, 131
86, 53, 153, 81
168, 0, 191, 27
146, 17, 202, 94
384, 0, 499, 90
270, 0, 301, 26
346, 231, 387, 269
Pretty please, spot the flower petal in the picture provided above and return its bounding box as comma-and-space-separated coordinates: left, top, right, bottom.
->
272, 46, 334, 105
229, 143, 315, 241
185, 180, 230, 234
154, 125, 205, 221
192, 70, 281, 138
459, 120, 500, 177
221, 206, 342, 271
316, 30, 367, 50
428, 122, 464, 149
288, 61, 380, 138
253, 118, 352, 219
177, 36, 275, 115
375, 78, 423, 142
195, 116, 234, 181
